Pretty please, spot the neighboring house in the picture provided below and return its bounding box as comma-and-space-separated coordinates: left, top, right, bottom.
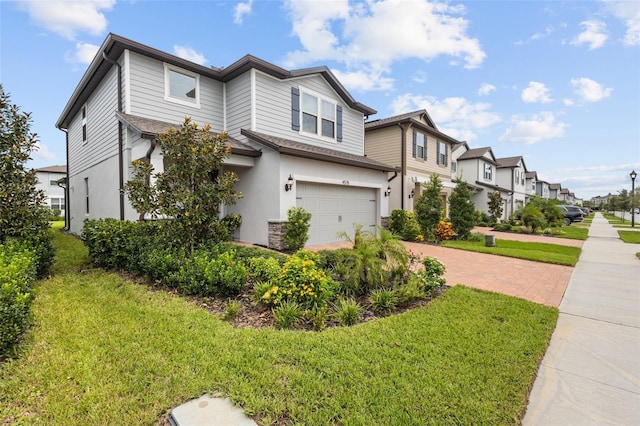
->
451, 145, 512, 220
559, 188, 576, 205
364, 110, 460, 215
35, 165, 67, 216
536, 179, 550, 199
55, 33, 397, 248
525, 171, 538, 202
549, 183, 562, 200
496, 156, 528, 217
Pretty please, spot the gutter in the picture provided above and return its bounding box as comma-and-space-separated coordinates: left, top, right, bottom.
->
62, 129, 70, 231
102, 52, 125, 221
399, 123, 408, 209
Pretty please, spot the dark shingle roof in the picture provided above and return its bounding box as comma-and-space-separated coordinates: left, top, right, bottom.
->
115, 112, 261, 157
241, 129, 399, 173
364, 109, 462, 146
36, 165, 67, 173
457, 147, 498, 164
496, 155, 527, 170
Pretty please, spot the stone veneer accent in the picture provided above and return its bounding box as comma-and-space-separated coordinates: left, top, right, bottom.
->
268, 220, 287, 251
380, 216, 389, 229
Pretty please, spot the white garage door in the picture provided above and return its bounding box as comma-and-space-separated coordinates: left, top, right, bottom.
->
296, 182, 377, 246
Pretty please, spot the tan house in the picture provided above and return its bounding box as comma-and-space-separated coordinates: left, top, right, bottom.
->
364, 110, 461, 215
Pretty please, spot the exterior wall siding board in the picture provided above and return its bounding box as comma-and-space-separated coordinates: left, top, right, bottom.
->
127, 52, 224, 129
253, 73, 364, 156
364, 127, 401, 168
225, 72, 252, 136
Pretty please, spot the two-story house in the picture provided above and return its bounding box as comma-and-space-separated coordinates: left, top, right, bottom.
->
451, 145, 512, 220
525, 171, 538, 202
56, 33, 397, 248
364, 110, 460, 215
496, 156, 528, 217
549, 183, 562, 200
536, 179, 550, 199
35, 165, 67, 216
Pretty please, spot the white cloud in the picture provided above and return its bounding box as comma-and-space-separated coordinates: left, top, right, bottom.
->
65, 42, 99, 65
283, 0, 486, 86
391, 94, 501, 141
499, 112, 567, 144
571, 20, 608, 50
478, 83, 496, 96
570, 77, 612, 102
563, 98, 575, 106
17, 0, 115, 40
603, 0, 640, 46
173, 45, 207, 66
521, 81, 553, 103
233, 0, 253, 25
332, 69, 394, 92
34, 141, 57, 162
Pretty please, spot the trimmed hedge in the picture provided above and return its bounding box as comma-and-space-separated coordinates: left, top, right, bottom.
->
0, 240, 36, 356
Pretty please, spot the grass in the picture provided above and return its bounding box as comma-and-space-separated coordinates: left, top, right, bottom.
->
443, 239, 581, 266
618, 230, 640, 244
0, 231, 558, 425
549, 226, 588, 240
604, 214, 638, 228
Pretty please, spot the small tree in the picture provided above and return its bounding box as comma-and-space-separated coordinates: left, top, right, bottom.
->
516, 203, 546, 233
0, 85, 54, 278
414, 174, 444, 242
125, 117, 241, 251
283, 207, 312, 252
487, 191, 504, 224
448, 178, 475, 239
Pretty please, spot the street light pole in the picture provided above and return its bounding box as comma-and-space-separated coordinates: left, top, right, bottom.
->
631, 170, 637, 228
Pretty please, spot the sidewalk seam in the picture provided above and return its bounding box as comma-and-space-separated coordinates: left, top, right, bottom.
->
559, 312, 640, 329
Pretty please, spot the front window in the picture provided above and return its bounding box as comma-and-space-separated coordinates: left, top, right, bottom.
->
437, 141, 447, 165
483, 163, 492, 180
50, 197, 65, 211
301, 90, 337, 139
416, 132, 425, 159
164, 64, 200, 107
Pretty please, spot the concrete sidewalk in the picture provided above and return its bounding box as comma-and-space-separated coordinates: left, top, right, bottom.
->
523, 213, 640, 425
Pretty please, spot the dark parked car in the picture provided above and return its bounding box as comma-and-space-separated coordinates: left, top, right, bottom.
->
559, 205, 584, 225
579, 207, 590, 216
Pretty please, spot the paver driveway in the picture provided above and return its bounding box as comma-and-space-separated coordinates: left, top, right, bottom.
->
309, 230, 581, 307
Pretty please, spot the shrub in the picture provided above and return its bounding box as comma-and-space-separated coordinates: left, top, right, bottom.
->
247, 257, 281, 283
468, 232, 485, 242
449, 178, 475, 240
141, 247, 184, 284
389, 210, 422, 241
221, 213, 242, 238
414, 174, 444, 242
261, 251, 335, 308
435, 220, 455, 242
393, 278, 426, 306
422, 256, 446, 285
369, 289, 398, 314
0, 241, 36, 356
272, 300, 303, 329
493, 223, 512, 232
170, 250, 247, 297
333, 297, 361, 326
283, 207, 312, 252
252, 281, 273, 303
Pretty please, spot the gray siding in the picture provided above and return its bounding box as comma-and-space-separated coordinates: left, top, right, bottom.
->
127, 51, 224, 130
253, 72, 365, 156
225, 71, 252, 138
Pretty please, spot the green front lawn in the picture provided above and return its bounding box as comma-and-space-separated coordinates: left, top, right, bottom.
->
550, 226, 588, 240
618, 230, 640, 244
0, 231, 558, 425
443, 239, 581, 266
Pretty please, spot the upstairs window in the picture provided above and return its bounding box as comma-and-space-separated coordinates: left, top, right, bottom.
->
451, 161, 457, 173
483, 162, 492, 180
164, 64, 200, 107
300, 90, 338, 140
437, 141, 448, 166
81, 105, 87, 144
412, 131, 426, 159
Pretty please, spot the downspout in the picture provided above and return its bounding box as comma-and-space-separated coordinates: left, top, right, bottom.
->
102, 52, 125, 220
62, 128, 70, 231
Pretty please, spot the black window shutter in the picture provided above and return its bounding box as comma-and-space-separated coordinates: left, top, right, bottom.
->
336, 105, 343, 142
291, 87, 300, 131
412, 130, 416, 157
436, 140, 440, 163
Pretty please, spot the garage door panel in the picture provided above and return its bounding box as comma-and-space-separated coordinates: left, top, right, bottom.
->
297, 182, 377, 245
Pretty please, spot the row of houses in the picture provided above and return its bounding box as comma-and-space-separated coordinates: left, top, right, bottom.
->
53, 33, 580, 248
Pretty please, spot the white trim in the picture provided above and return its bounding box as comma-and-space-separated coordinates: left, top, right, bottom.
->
222, 82, 227, 130
294, 174, 383, 190
123, 49, 131, 114
250, 69, 256, 131
163, 63, 200, 108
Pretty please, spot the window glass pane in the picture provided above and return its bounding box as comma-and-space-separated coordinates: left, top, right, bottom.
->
169, 70, 196, 101
321, 100, 335, 120
302, 93, 318, 114
417, 145, 424, 158
302, 112, 317, 133
321, 118, 334, 138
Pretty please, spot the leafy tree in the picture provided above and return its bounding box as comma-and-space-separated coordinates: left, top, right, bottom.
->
414, 174, 444, 242
487, 191, 504, 224
125, 117, 241, 251
448, 178, 475, 239
527, 196, 563, 226
0, 85, 54, 277
515, 203, 546, 233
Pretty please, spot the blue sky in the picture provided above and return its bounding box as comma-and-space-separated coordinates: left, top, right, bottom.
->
1, 0, 639, 201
